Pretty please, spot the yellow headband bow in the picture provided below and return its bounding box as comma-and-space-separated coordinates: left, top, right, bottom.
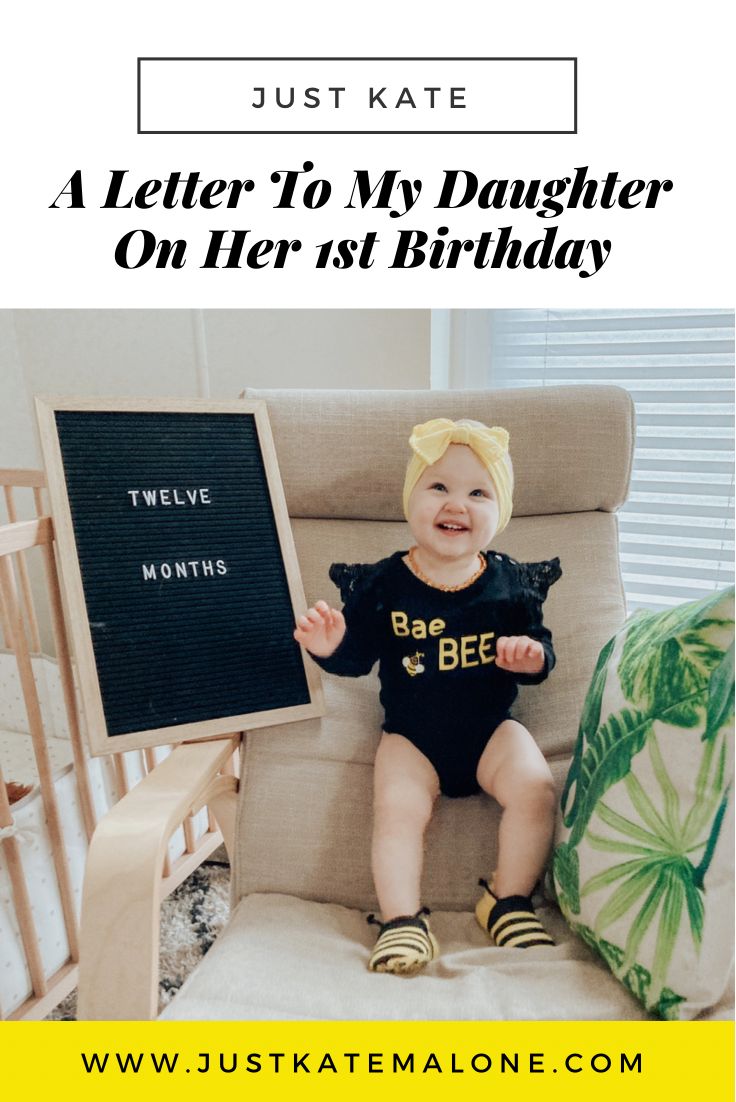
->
402, 418, 513, 533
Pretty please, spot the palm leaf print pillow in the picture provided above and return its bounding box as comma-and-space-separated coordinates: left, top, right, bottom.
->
552, 588, 734, 1019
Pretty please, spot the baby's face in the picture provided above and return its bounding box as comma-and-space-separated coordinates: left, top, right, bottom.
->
407, 444, 500, 559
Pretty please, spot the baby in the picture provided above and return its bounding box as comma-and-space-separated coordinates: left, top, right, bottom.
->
294, 418, 561, 975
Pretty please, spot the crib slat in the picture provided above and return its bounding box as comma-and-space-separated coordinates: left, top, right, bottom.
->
3, 485, 16, 524
0, 766, 48, 999
0, 469, 47, 489
182, 813, 197, 855
0, 555, 80, 962
0, 489, 10, 649
162, 760, 173, 879
112, 753, 129, 797
0, 569, 12, 650
40, 536, 97, 841
0, 517, 54, 557
3, 488, 42, 653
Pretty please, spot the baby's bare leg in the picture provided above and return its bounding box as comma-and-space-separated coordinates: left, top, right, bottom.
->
476, 719, 556, 897
372, 732, 440, 921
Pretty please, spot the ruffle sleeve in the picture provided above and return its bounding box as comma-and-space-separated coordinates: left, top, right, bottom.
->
517, 557, 563, 601
311, 559, 387, 678
509, 556, 562, 686
328, 560, 387, 604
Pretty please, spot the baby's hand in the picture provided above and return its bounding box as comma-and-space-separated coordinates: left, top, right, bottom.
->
495, 635, 545, 675
294, 600, 346, 658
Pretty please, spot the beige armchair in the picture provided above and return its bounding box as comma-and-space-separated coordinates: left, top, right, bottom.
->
79, 385, 664, 1020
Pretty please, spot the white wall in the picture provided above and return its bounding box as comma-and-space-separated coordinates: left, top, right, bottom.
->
1, 310, 431, 467
0, 313, 37, 468
0, 309, 430, 652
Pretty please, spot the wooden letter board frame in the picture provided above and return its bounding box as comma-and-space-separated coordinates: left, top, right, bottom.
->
36, 396, 324, 756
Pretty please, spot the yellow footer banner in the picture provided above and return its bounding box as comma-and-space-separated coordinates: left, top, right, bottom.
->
2, 1021, 733, 1100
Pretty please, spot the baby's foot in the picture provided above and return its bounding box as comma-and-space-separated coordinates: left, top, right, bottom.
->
367, 908, 439, 975
476, 878, 555, 948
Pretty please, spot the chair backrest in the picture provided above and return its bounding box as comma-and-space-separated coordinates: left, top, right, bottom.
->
233, 386, 635, 911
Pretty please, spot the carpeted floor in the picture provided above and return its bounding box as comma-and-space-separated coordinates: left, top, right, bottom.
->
45, 859, 231, 1020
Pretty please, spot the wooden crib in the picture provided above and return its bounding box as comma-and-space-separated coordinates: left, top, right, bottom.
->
0, 470, 234, 1019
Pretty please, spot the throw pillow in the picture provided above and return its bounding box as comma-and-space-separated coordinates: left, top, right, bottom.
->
552, 587, 734, 1019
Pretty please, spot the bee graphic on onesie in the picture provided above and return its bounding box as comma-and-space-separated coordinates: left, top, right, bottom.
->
294, 418, 562, 975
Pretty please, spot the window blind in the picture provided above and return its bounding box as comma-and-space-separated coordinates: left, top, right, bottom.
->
487, 309, 735, 612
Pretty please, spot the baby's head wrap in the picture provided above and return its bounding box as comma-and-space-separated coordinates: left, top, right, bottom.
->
402, 418, 513, 533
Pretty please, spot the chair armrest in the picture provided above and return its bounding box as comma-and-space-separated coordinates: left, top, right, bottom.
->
78, 735, 240, 1021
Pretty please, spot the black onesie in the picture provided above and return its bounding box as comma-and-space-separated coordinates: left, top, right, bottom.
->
314, 550, 562, 797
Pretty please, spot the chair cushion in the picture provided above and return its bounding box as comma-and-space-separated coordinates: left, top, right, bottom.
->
160, 893, 651, 1021
552, 589, 735, 1019
246, 386, 634, 521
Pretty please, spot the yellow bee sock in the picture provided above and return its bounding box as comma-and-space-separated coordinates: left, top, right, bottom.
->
476, 878, 555, 948
367, 908, 439, 976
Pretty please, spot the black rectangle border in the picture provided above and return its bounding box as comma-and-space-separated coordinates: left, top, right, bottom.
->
137, 56, 578, 135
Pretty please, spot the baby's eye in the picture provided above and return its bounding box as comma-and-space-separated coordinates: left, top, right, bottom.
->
470, 488, 489, 498
430, 482, 447, 492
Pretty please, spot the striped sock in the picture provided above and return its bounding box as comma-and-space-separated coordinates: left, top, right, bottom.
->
367, 909, 439, 975
475, 879, 555, 949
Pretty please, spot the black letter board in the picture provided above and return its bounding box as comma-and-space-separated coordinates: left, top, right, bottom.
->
36, 397, 323, 755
